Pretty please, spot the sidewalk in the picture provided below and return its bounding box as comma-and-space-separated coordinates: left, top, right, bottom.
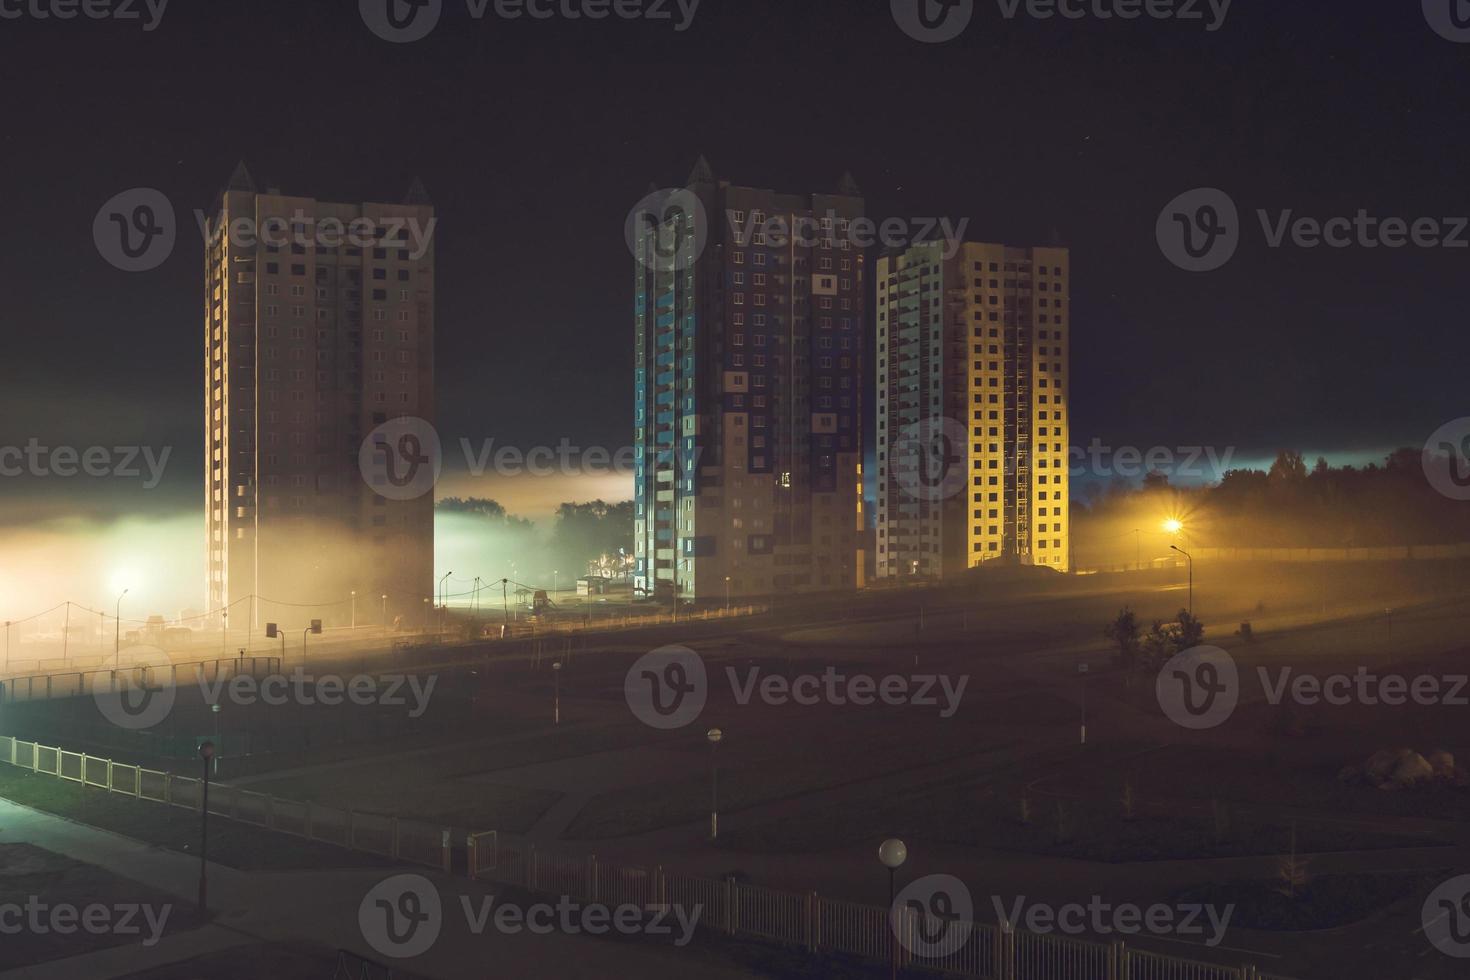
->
0, 798, 761, 980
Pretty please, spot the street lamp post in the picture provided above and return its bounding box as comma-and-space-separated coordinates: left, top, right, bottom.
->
113, 588, 128, 668
878, 838, 908, 980
1132, 528, 1141, 570
706, 727, 723, 840
198, 740, 215, 917
1079, 662, 1089, 744
1170, 545, 1193, 616
552, 661, 562, 725
724, 575, 731, 614
351, 591, 357, 631
381, 593, 388, 626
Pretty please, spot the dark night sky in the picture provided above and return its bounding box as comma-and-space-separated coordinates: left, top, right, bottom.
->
1, 0, 1467, 521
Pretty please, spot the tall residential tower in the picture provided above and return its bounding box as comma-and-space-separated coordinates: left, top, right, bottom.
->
632, 160, 865, 600
203, 164, 436, 623
875, 240, 1070, 578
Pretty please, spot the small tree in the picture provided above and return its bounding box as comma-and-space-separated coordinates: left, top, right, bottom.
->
1103, 607, 1141, 668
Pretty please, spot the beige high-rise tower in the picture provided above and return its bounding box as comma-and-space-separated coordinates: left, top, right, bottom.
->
203, 163, 436, 625
875, 240, 1070, 578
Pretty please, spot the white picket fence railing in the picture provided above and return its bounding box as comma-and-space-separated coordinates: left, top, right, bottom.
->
0, 735, 450, 872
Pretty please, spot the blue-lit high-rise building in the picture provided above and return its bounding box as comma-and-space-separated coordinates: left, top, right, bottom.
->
632, 159, 865, 601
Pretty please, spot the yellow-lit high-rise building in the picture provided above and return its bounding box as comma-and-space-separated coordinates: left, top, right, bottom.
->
203, 163, 436, 624
875, 240, 1070, 578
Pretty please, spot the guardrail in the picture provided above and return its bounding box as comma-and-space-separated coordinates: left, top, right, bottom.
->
0, 735, 450, 872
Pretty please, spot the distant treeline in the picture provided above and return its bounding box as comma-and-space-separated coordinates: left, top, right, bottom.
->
436, 497, 633, 580
1078, 449, 1470, 549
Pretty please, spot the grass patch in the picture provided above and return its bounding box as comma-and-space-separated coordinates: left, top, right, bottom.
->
719, 779, 1440, 861
117, 942, 437, 980
0, 843, 198, 971
1170, 872, 1435, 931
0, 766, 396, 871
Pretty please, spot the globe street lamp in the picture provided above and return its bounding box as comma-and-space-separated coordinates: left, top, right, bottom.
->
198, 740, 215, 916
878, 838, 908, 980
707, 727, 723, 840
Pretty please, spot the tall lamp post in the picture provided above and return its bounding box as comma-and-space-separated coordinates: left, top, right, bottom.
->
552, 661, 562, 725
350, 591, 357, 631
1132, 528, 1141, 570
878, 838, 908, 980
113, 588, 129, 668
1170, 545, 1193, 616
381, 594, 388, 627
706, 727, 723, 840
197, 740, 215, 917
438, 571, 454, 611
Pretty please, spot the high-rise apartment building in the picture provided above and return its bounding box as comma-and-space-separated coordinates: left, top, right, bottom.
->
874, 240, 1070, 578
632, 159, 865, 600
203, 164, 435, 622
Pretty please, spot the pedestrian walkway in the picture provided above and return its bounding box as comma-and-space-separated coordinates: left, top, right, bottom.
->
0, 797, 761, 980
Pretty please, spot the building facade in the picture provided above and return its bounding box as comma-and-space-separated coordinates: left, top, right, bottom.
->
632, 160, 865, 600
204, 164, 435, 624
875, 240, 1070, 578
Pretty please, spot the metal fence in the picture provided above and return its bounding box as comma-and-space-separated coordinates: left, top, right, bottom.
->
0, 733, 1298, 980
464, 838, 1298, 980
0, 655, 282, 704
0, 735, 450, 872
